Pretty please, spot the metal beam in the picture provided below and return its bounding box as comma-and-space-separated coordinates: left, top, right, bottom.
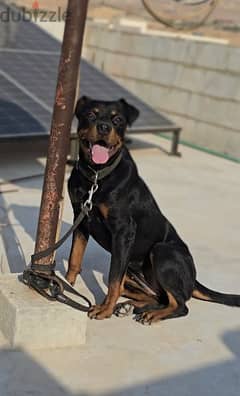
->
33, 0, 89, 269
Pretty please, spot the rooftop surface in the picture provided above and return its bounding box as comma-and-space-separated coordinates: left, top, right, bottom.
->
0, 135, 240, 395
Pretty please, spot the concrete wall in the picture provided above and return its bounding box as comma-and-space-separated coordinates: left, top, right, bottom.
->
83, 21, 240, 159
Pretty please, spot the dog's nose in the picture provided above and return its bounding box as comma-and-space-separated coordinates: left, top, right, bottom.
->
97, 122, 111, 135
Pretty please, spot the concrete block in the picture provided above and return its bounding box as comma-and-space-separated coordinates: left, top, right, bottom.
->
0, 274, 88, 349
187, 41, 228, 71
120, 32, 155, 58
154, 36, 189, 63
228, 102, 240, 132
86, 25, 104, 48
153, 81, 240, 134
175, 66, 206, 93
187, 95, 237, 131
84, 24, 101, 47
203, 71, 239, 101
124, 56, 151, 81
152, 85, 191, 116
103, 52, 125, 77
227, 47, 240, 74
99, 28, 122, 53
157, 109, 240, 159
104, 53, 151, 81
150, 60, 179, 87
225, 130, 240, 159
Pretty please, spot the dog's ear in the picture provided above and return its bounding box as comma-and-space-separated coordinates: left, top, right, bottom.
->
75, 96, 92, 120
119, 99, 140, 126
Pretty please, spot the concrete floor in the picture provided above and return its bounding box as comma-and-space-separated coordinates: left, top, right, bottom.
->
0, 135, 240, 396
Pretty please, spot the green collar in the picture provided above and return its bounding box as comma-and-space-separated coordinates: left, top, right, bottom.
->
76, 151, 123, 182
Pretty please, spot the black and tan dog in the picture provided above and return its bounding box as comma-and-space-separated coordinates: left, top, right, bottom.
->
66, 96, 240, 325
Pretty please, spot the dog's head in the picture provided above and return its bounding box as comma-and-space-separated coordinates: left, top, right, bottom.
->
75, 97, 139, 165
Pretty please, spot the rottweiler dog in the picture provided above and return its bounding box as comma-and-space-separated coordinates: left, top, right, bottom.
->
66, 96, 240, 325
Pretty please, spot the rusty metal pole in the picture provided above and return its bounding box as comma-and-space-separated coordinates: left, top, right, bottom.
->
33, 0, 89, 270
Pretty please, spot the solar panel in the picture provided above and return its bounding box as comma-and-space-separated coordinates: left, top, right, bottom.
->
0, 2, 61, 52
0, 1, 180, 144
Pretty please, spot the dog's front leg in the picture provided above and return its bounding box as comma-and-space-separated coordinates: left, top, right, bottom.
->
66, 225, 89, 286
88, 217, 136, 320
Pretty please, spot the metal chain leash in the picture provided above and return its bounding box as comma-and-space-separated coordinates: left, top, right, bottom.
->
23, 172, 100, 312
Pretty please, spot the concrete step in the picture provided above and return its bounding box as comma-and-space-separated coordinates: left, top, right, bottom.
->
0, 273, 88, 349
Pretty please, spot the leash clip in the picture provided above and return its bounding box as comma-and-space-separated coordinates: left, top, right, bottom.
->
83, 172, 99, 213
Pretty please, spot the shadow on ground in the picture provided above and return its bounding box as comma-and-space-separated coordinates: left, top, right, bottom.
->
0, 329, 239, 396
0, 194, 110, 303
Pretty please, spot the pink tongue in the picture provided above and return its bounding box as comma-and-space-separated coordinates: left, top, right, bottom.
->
91, 144, 110, 164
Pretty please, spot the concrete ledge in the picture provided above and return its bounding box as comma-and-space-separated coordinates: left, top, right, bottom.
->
0, 274, 88, 349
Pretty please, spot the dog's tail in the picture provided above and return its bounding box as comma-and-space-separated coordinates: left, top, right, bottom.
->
192, 280, 240, 307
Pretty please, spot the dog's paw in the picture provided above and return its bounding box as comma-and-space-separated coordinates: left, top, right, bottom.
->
88, 304, 113, 320
134, 311, 159, 326
114, 302, 134, 318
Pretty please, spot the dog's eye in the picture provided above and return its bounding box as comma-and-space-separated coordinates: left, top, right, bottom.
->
87, 111, 97, 122
112, 115, 123, 126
